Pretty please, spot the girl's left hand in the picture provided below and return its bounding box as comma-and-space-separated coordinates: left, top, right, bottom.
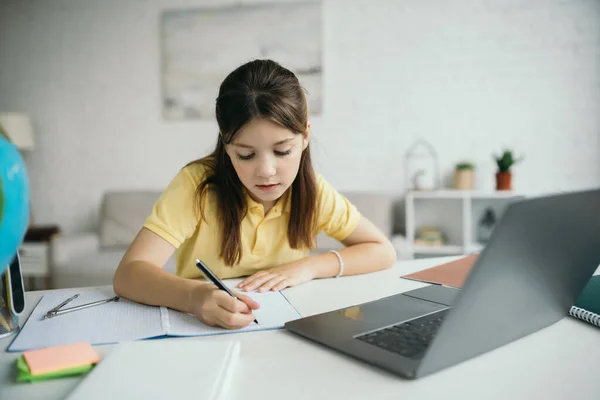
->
236, 262, 314, 293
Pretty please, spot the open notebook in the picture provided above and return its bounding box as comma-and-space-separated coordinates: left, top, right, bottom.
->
8, 286, 301, 352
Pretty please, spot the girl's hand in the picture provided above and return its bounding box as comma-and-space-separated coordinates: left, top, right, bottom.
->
236, 262, 315, 293
189, 283, 260, 329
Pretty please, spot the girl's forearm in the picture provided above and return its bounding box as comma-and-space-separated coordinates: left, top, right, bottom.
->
307, 241, 397, 279
113, 260, 204, 313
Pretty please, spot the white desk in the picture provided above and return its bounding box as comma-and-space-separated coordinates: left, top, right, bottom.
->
1, 257, 599, 400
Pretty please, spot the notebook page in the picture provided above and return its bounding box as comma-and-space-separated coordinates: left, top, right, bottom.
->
165, 290, 301, 336
8, 288, 163, 352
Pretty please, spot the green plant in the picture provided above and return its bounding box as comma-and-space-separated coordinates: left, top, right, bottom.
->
455, 162, 474, 170
494, 150, 523, 173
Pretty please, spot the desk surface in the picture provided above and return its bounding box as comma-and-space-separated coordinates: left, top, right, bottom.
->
1, 256, 599, 400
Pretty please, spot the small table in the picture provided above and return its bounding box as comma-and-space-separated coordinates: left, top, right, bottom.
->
18, 225, 61, 290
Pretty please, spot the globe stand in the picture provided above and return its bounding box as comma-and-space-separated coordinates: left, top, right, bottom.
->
0, 260, 21, 339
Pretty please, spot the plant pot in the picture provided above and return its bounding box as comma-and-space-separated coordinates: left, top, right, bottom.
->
454, 169, 474, 190
496, 171, 512, 190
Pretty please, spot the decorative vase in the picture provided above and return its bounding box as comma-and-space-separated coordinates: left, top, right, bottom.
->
495, 172, 512, 190
404, 139, 440, 190
454, 169, 475, 190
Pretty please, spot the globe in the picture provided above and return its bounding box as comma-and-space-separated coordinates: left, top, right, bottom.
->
0, 135, 30, 276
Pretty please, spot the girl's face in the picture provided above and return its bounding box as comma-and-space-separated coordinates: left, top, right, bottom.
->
226, 118, 310, 212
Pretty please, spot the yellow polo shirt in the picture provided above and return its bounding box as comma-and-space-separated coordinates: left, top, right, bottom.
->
143, 162, 361, 279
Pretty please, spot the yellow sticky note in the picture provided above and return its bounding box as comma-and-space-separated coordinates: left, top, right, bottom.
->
23, 342, 101, 376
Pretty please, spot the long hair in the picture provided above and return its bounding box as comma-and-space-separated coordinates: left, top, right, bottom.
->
190, 59, 318, 266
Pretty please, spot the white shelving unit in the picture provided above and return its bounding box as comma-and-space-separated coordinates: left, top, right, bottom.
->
405, 190, 524, 258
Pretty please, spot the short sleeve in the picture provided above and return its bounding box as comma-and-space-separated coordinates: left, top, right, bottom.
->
143, 165, 204, 248
315, 174, 361, 241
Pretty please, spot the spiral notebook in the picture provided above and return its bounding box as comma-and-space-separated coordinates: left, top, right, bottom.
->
8, 286, 301, 352
569, 275, 600, 328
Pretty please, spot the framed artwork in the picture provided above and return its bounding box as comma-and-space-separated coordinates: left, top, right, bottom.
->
160, 1, 322, 120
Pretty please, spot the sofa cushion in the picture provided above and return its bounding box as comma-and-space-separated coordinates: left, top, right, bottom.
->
53, 249, 128, 289
98, 190, 394, 251
315, 192, 394, 251
53, 249, 177, 289
99, 191, 161, 249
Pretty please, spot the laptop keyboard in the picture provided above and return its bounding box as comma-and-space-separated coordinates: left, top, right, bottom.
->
355, 309, 449, 360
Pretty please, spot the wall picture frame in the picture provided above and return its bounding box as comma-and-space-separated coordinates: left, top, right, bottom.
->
160, 2, 323, 120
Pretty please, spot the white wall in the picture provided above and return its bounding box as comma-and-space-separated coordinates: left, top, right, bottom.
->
1, 0, 599, 234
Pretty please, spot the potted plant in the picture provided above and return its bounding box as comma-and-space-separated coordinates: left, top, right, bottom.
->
453, 162, 475, 190
494, 150, 523, 190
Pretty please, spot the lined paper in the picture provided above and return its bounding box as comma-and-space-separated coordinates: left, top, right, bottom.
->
165, 289, 301, 336
8, 288, 163, 352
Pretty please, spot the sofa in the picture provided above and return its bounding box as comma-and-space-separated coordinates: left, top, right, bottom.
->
52, 190, 409, 289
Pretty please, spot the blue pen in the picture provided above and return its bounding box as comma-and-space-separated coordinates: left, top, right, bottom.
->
195, 259, 258, 324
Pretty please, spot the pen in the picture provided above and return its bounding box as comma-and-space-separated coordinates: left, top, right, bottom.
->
195, 259, 258, 324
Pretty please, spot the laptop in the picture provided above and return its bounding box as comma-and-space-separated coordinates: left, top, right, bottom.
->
285, 189, 600, 379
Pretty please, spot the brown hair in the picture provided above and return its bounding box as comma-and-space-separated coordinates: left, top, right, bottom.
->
190, 59, 318, 266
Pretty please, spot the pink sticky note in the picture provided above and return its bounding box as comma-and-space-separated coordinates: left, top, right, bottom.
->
23, 342, 101, 376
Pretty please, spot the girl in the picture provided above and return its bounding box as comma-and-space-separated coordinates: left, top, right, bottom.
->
113, 59, 397, 330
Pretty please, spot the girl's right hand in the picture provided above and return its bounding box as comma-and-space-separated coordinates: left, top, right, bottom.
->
189, 283, 260, 329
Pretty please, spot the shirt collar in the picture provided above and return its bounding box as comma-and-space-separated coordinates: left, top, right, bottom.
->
244, 187, 292, 217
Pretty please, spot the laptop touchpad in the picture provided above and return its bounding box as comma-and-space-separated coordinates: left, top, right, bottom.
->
338, 293, 449, 332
